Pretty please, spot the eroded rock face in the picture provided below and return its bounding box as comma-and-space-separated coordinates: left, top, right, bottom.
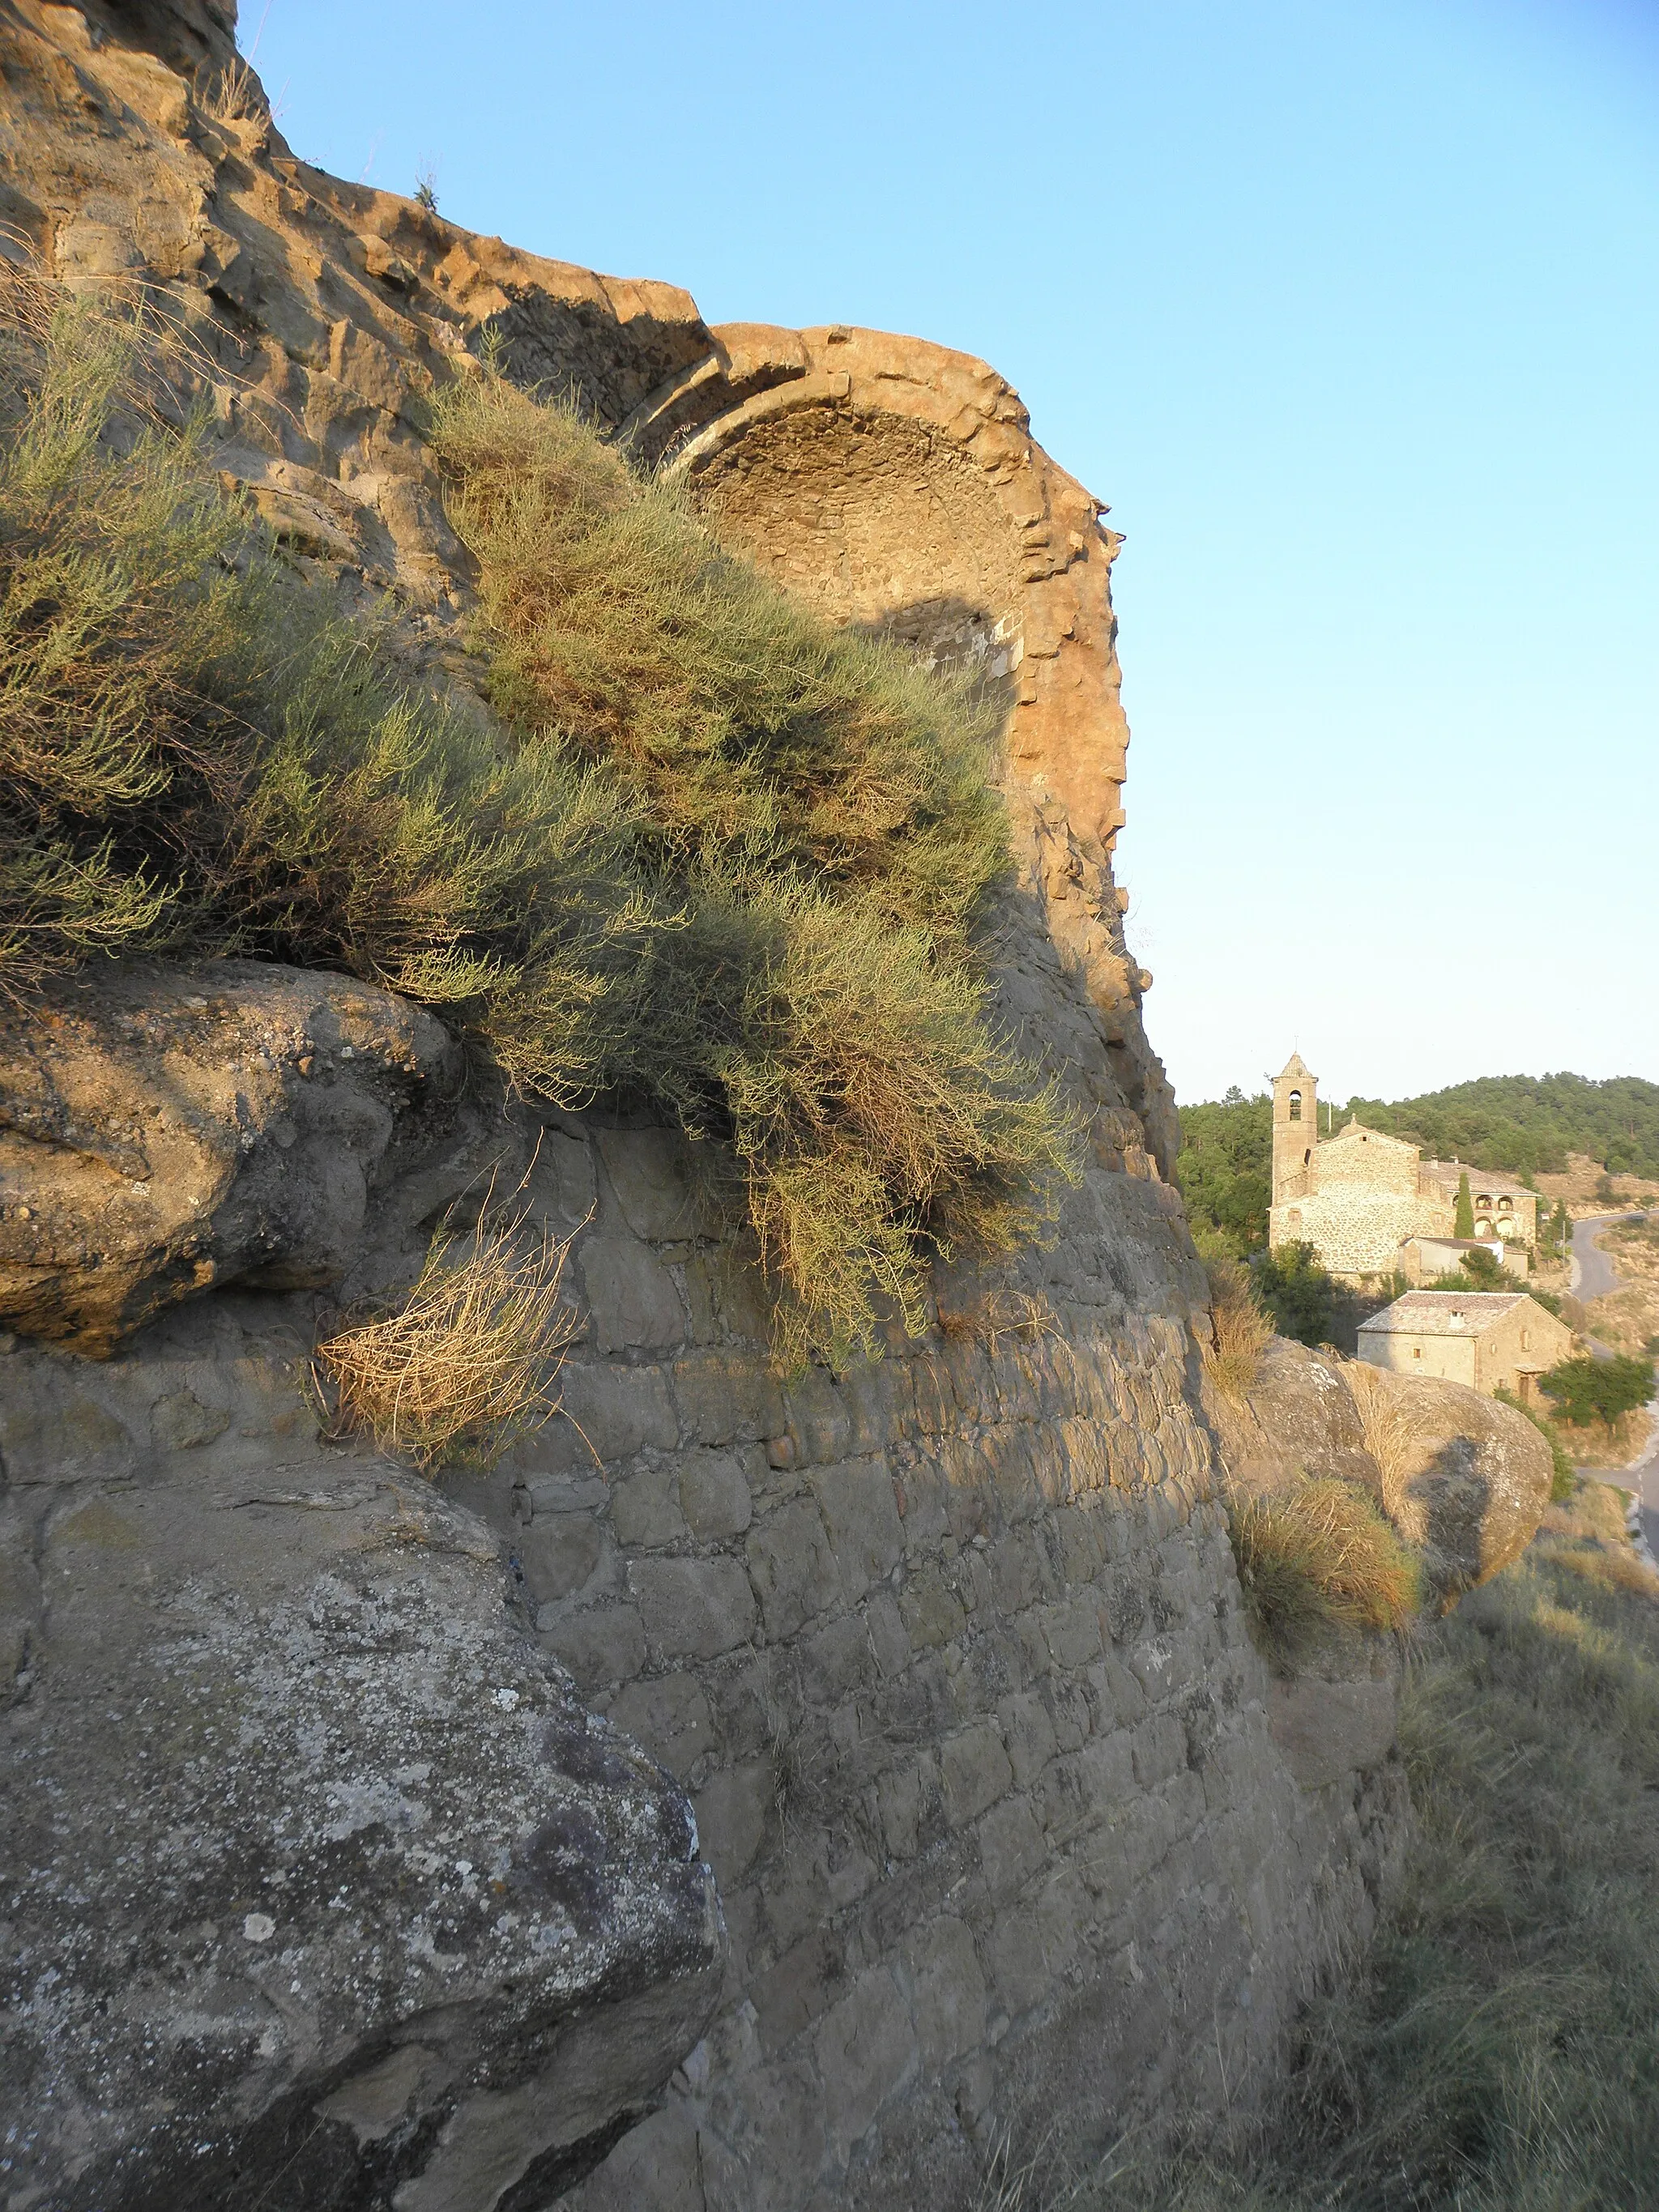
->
0, 960, 462, 1355
1213, 1336, 1553, 1596
0, 1314, 723, 2212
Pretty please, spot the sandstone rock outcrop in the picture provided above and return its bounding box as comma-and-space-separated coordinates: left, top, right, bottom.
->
0, 1307, 723, 2211
0, 4, 1552, 2206
0, 961, 462, 1355
1213, 1336, 1553, 1596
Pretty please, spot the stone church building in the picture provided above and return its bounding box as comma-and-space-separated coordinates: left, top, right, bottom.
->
1267, 1053, 1539, 1283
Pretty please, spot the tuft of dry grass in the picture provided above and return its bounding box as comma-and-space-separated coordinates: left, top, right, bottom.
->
1202, 1256, 1272, 1402
1342, 1357, 1422, 1507
1226, 1477, 1420, 1672
315, 1211, 582, 1470
938, 1287, 1064, 1353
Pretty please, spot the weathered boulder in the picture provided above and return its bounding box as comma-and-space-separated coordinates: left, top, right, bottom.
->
1213, 1336, 1552, 1597
0, 960, 463, 1355
0, 1319, 723, 2212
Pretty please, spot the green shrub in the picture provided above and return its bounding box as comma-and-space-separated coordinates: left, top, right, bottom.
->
0, 270, 1076, 1365
1495, 1384, 1576, 1502
1542, 1353, 1656, 1434
424, 369, 1078, 1362
1252, 1241, 1336, 1346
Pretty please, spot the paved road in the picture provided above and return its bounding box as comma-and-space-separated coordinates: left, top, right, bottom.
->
1565, 1209, 1659, 1547
1568, 1209, 1646, 1303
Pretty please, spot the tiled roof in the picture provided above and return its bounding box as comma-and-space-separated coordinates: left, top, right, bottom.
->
1418, 1160, 1529, 1198
1358, 1290, 1530, 1337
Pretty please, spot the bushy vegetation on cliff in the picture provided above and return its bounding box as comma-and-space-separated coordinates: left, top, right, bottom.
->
0, 272, 1074, 1363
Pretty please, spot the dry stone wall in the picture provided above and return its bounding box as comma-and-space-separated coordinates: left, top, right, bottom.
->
411, 1109, 1404, 2210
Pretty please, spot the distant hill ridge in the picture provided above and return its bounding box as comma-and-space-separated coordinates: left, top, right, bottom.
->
1177, 1072, 1659, 1258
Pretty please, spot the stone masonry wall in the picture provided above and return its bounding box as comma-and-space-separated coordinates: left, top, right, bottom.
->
410, 1103, 1407, 2211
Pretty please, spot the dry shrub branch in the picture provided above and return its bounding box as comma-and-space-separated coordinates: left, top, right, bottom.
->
316, 1212, 582, 1470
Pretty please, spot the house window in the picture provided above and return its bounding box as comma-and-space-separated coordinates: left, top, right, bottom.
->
1476, 1194, 1492, 1209
1521, 1329, 1531, 1349
1413, 1345, 1422, 1358
1289, 1090, 1302, 1122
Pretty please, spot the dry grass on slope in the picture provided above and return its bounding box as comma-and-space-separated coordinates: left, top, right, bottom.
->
1201, 1256, 1273, 1402
985, 1490, 1659, 2212
1226, 1477, 1419, 1672
0, 270, 1076, 1366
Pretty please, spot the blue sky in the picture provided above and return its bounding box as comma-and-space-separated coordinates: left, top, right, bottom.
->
249, 0, 1659, 1106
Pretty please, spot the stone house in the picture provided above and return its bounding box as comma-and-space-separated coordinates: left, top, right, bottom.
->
1356, 1289, 1574, 1401
1268, 1053, 1538, 1282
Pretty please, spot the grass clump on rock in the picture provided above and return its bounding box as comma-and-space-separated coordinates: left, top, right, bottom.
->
1226, 1477, 1419, 1671
317, 1208, 582, 1469
0, 268, 1074, 1365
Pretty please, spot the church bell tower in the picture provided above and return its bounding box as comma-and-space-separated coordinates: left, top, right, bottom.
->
1271, 1051, 1318, 1210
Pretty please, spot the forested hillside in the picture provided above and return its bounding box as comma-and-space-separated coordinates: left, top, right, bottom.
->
1177, 1072, 1659, 1255
1344, 1073, 1659, 1181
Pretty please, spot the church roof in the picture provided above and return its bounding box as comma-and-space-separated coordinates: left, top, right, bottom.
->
1322, 1118, 1417, 1154
1276, 1051, 1316, 1081
1358, 1290, 1534, 1337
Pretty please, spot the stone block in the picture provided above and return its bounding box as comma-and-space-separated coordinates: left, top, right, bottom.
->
571, 2101, 702, 2212
812, 1462, 905, 1599
1041, 1592, 1105, 1671
515, 1513, 603, 1605
557, 1362, 678, 1461
940, 1720, 1013, 1828
611, 1465, 689, 1549
722, 2055, 827, 2204
997, 1690, 1058, 1788
679, 1449, 753, 1540
595, 1126, 703, 1239
753, 1926, 847, 2052
629, 1556, 757, 1662
581, 1238, 686, 1354
674, 1355, 786, 1447
864, 1590, 911, 1678
983, 1904, 1050, 2014
783, 1369, 853, 1464
816, 1965, 919, 2163
537, 1602, 646, 1688
151, 1387, 230, 1451
800, 1613, 876, 1705
608, 1671, 719, 1780
746, 1499, 841, 1639
977, 1792, 1047, 1899
1130, 1711, 1188, 1790
904, 1916, 987, 2069
876, 1758, 924, 1860
898, 1568, 966, 1651
693, 1758, 774, 1886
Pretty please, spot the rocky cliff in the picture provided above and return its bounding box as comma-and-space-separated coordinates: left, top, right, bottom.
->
0, 6, 1549, 2208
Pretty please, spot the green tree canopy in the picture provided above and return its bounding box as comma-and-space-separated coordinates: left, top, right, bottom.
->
1454, 1170, 1474, 1238
1540, 1354, 1656, 1434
